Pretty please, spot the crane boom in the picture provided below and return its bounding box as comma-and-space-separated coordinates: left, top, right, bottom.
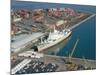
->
69, 38, 80, 61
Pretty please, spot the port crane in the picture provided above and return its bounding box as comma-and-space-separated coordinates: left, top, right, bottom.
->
68, 38, 80, 62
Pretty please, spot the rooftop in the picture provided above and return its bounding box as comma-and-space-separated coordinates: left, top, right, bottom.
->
11, 32, 44, 49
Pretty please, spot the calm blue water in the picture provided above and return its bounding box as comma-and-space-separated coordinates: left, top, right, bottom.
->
57, 16, 96, 60
11, 0, 96, 60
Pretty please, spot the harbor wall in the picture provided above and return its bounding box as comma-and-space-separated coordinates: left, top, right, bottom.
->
44, 54, 96, 68
69, 14, 96, 30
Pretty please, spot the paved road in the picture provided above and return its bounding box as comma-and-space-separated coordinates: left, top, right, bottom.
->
15, 54, 96, 71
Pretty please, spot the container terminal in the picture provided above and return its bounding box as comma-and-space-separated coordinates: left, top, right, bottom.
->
11, 8, 96, 74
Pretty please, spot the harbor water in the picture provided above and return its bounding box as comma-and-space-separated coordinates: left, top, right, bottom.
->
57, 16, 96, 60
11, 0, 96, 60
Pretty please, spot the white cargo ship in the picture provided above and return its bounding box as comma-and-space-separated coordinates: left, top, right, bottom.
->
37, 26, 72, 52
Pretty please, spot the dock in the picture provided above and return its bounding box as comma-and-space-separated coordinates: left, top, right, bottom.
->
44, 54, 96, 68
69, 14, 96, 30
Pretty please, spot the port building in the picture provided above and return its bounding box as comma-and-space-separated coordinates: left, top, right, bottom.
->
11, 32, 44, 52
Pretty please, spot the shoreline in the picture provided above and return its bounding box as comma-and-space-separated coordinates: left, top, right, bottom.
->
40, 14, 96, 61
44, 54, 96, 61
69, 14, 96, 30
44, 54, 96, 68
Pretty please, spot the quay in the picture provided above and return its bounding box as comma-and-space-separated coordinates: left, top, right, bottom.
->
11, 54, 96, 74
69, 14, 96, 30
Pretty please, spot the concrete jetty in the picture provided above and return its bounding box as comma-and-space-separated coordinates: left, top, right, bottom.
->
69, 14, 96, 30
44, 54, 96, 68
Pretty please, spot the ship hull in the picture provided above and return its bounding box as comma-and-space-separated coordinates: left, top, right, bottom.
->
38, 31, 72, 52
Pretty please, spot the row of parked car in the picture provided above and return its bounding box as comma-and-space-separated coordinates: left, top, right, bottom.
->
16, 60, 59, 74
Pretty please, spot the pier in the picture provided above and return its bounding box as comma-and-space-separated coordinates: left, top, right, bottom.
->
69, 14, 96, 30
44, 54, 96, 68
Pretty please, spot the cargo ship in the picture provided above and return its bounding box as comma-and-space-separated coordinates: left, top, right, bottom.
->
36, 26, 72, 52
